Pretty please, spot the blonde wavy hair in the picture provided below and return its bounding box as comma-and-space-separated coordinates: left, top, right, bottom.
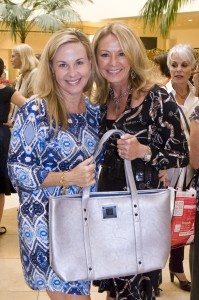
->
12, 44, 39, 74
34, 28, 94, 130
91, 22, 155, 105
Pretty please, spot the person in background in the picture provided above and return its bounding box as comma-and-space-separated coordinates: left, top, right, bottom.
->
10, 43, 39, 121
91, 22, 189, 300
7, 28, 100, 300
0, 68, 7, 82
0, 57, 26, 235
189, 61, 199, 300
154, 52, 170, 85
165, 44, 199, 292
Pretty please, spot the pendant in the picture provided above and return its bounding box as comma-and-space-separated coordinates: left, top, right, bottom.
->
115, 100, 120, 113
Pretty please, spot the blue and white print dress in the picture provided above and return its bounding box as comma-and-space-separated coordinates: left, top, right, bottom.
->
7, 96, 100, 295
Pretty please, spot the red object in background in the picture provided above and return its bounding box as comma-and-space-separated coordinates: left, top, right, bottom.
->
171, 188, 196, 248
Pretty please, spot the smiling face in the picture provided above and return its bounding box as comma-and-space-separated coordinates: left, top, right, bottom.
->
96, 34, 131, 87
51, 42, 91, 98
169, 55, 193, 84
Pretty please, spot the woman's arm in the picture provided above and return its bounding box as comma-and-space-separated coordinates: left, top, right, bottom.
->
41, 157, 96, 188
190, 120, 199, 169
117, 87, 189, 169
11, 90, 27, 107
8, 98, 96, 192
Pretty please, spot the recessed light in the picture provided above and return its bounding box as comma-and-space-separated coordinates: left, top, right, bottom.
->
188, 19, 193, 22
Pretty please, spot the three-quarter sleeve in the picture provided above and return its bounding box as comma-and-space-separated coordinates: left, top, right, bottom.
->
190, 105, 199, 121
8, 98, 49, 192
148, 87, 189, 170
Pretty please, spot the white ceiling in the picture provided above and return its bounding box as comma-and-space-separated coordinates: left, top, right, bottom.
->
73, 0, 199, 22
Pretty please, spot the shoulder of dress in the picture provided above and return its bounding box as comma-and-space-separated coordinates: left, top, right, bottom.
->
149, 84, 172, 101
85, 97, 100, 111
191, 105, 199, 120
20, 96, 45, 113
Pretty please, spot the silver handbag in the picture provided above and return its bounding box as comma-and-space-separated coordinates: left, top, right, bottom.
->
49, 129, 171, 281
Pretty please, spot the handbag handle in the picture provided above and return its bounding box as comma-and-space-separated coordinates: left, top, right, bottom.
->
178, 105, 190, 134
92, 128, 147, 164
83, 129, 145, 203
82, 129, 155, 274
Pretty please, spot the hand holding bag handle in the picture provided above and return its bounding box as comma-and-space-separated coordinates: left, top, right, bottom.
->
83, 128, 148, 203
49, 129, 171, 281
91, 128, 147, 191
82, 128, 155, 277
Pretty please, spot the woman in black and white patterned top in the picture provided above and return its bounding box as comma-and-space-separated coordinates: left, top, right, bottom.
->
91, 22, 189, 300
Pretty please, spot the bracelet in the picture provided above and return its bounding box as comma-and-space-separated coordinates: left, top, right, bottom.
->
60, 170, 69, 195
142, 146, 152, 162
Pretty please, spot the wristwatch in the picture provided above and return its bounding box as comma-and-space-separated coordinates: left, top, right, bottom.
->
143, 146, 152, 162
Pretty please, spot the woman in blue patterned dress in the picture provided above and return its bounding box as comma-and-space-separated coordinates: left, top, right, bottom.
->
7, 29, 100, 300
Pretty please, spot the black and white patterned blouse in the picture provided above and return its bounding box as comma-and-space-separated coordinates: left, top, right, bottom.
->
99, 84, 189, 190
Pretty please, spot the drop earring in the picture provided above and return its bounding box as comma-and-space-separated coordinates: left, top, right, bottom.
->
130, 69, 136, 80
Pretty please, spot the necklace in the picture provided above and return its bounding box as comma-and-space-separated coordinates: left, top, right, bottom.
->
110, 86, 133, 113
175, 90, 189, 100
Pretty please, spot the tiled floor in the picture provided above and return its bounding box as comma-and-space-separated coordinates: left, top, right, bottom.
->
0, 194, 191, 300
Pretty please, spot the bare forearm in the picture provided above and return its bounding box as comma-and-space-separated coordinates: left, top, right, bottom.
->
11, 91, 27, 107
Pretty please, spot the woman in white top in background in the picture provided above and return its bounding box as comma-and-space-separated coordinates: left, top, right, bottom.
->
10, 44, 39, 122
166, 44, 199, 292
166, 44, 199, 156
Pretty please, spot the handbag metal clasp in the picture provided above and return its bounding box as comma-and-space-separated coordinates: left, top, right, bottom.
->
102, 206, 117, 219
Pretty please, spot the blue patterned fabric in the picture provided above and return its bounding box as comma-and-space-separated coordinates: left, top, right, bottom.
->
8, 96, 100, 295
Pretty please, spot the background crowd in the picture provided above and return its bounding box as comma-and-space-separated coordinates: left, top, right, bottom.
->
0, 22, 199, 300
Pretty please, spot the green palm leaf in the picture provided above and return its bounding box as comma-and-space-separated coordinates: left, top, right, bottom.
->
140, 0, 195, 37
0, 0, 93, 42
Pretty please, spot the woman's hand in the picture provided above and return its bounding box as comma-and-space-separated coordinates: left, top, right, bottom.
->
159, 169, 169, 188
41, 156, 96, 188
68, 156, 96, 187
3, 122, 13, 128
117, 134, 148, 160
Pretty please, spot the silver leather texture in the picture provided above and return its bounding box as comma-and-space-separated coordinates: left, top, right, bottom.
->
49, 129, 171, 281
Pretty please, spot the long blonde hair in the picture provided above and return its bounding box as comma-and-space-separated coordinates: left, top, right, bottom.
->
34, 28, 94, 130
91, 22, 154, 105
12, 44, 39, 74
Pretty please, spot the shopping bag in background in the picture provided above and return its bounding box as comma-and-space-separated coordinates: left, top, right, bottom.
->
171, 188, 196, 248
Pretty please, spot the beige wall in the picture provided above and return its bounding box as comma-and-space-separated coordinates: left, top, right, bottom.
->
1, 23, 199, 81
169, 28, 199, 49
